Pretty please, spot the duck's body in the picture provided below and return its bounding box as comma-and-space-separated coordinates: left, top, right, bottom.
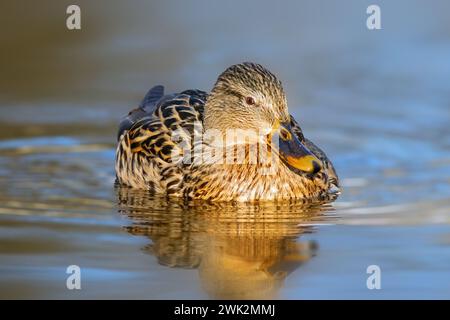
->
115, 63, 339, 201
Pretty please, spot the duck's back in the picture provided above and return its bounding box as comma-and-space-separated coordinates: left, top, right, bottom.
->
115, 86, 207, 194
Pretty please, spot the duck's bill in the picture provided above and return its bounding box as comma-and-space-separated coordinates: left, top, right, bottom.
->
277, 124, 322, 175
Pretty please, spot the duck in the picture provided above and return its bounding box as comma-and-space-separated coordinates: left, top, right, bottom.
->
115, 62, 339, 201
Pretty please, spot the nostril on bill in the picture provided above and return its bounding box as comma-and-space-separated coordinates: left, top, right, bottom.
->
312, 161, 321, 175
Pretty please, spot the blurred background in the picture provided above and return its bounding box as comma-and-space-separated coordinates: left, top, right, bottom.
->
0, 0, 449, 299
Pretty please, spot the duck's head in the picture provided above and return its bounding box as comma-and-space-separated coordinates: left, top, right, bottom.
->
204, 62, 321, 175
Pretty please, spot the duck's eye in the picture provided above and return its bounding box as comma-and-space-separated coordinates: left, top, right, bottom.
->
245, 96, 256, 105
280, 127, 292, 141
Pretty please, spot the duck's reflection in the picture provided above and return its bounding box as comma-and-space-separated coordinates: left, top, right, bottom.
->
116, 187, 336, 299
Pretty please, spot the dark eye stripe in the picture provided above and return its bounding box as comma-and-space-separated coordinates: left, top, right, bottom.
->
222, 88, 243, 100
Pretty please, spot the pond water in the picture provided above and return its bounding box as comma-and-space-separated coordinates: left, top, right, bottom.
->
1, 0, 450, 299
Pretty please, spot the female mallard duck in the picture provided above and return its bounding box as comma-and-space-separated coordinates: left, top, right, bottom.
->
116, 62, 339, 201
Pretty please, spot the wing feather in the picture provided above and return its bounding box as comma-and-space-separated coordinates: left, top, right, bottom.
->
116, 89, 207, 193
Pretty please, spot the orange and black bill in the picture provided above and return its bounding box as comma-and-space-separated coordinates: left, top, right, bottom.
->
277, 122, 322, 175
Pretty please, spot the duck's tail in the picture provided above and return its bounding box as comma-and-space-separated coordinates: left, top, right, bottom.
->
117, 85, 165, 140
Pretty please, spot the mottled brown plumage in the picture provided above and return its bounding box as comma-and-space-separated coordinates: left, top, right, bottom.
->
115, 62, 339, 201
